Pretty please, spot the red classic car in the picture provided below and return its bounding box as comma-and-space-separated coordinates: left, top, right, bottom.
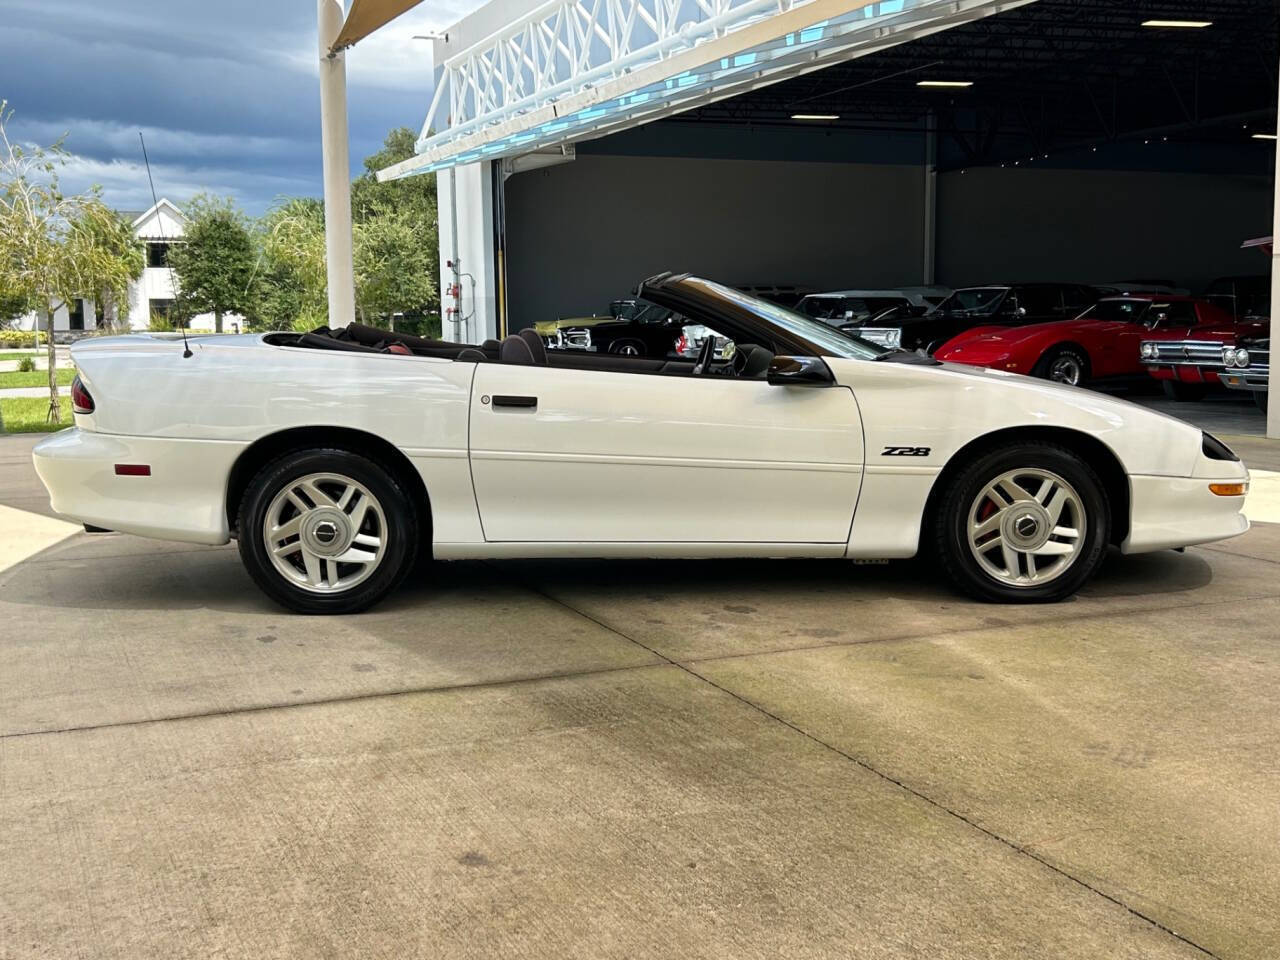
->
1139, 315, 1270, 400
933, 296, 1232, 387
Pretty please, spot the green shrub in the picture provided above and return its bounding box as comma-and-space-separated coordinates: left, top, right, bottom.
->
148, 313, 174, 332
16, 356, 36, 373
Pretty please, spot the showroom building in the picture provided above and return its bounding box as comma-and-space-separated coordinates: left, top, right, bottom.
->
375, 0, 1277, 428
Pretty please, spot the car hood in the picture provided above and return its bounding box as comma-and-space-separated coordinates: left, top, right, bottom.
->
1142, 320, 1269, 343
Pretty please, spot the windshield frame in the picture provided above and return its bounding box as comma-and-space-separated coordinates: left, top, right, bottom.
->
677, 278, 894, 360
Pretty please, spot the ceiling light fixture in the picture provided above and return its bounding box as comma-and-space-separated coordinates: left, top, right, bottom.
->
917, 80, 973, 88
1141, 20, 1212, 28
1252, 133, 1278, 141
791, 113, 839, 121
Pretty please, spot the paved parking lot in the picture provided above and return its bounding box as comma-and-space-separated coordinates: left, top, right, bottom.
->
2, 430, 1279, 959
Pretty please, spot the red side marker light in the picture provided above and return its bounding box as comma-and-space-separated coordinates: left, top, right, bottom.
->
114, 464, 151, 477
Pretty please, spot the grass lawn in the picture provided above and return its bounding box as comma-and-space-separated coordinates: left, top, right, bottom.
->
0, 368, 76, 389
0, 397, 73, 434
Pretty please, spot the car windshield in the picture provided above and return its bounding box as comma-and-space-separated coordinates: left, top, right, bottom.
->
938, 287, 1009, 315
1081, 299, 1151, 323
799, 296, 909, 323
686, 278, 891, 359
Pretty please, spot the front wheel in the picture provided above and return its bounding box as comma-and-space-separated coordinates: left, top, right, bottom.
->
1033, 345, 1090, 386
237, 449, 419, 614
932, 443, 1110, 603
609, 339, 645, 357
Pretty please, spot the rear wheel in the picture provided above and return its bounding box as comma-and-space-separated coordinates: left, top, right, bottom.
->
933, 443, 1109, 603
237, 449, 418, 614
1162, 380, 1206, 402
1033, 345, 1090, 386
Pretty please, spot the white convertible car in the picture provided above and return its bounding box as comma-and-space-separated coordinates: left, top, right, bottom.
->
34, 273, 1249, 614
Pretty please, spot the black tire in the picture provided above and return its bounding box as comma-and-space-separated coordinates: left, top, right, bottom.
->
1032, 345, 1091, 386
932, 442, 1110, 603
237, 448, 418, 614
608, 338, 646, 357
1162, 380, 1206, 402
1255, 391, 1269, 414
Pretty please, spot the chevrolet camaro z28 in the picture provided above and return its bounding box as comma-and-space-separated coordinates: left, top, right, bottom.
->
34, 273, 1250, 614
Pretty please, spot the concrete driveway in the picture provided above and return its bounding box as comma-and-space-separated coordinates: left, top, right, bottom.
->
2, 431, 1278, 960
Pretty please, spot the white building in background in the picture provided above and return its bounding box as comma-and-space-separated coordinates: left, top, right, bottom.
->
12, 198, 241, 335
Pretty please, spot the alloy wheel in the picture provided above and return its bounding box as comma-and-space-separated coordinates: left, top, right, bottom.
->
966, 468, 1085, 587
1049, 356, 1082, 385
262, 472, 388, 594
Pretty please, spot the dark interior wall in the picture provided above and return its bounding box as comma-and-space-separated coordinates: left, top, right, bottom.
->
504, 154, 926, 329
936, 167, 1273, 292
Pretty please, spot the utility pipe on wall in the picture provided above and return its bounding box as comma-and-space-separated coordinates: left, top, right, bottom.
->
318, 0, 356, 328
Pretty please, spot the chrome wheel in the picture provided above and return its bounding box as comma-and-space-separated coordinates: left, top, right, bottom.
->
966, 468, 1085, 587
1049, 355, 1083, 385
262, 472, 387, 594
612, 341, 643, 356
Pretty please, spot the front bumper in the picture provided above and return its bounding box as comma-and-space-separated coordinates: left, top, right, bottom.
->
1122, 471, 1250, 554
1218, 370, 1269, 394
1141, 363, 1223, 385
32, 428, 245, 545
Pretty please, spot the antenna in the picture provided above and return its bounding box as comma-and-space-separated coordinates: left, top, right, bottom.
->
139, 132, 192, 358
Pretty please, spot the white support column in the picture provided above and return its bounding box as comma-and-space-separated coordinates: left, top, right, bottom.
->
436, 161, 499, 343
318, 0, 356, 328
1269, 65, 1280, 440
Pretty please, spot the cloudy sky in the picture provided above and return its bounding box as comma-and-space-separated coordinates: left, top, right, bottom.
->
1, 0, 476, 215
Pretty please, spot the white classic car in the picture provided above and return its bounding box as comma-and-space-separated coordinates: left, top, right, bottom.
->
34, 273, 1250, 614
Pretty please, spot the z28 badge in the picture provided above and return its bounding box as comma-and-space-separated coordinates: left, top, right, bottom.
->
881, 446, 932, 457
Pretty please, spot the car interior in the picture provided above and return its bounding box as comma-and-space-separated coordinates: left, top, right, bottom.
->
269, 322, 777, 379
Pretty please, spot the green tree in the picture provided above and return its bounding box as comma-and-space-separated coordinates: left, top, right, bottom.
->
254, 198, 329, 332
69, 203, 144, 330
0, 101, 140, 422
350, 127, 439, 327
354, 205, 437, 329
167, 194, 256, 333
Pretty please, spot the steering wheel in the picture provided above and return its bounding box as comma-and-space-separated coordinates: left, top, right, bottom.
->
692, 335, 716, 375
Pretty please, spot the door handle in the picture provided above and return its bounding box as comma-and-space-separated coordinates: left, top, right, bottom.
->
491, 394, 538, 409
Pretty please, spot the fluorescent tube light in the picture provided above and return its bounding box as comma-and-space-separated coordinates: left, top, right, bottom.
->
791, 113, 839, 120
1141, 20, 1212, 28
917, 81, 974, 88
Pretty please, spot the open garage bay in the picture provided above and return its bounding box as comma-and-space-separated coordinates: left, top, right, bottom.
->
3, 431, 1279, 960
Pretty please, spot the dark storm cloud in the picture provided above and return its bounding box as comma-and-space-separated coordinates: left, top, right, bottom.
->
0, 0, 460, 214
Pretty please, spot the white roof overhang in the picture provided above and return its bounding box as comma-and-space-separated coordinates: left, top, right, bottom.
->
380, 0, 1037, 181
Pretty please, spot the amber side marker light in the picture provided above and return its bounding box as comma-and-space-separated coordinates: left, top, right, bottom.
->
1209, 483, 1247, 497
114, 464, 152, 477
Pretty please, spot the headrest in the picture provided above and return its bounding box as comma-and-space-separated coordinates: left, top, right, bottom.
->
738, 344, 774, 378
518, 328, 548, 365
456, 348, 487, 362
385, 343, 413, 355
500, 335, 535, 364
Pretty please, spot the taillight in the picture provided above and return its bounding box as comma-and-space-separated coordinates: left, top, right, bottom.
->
70, 375, 95, 414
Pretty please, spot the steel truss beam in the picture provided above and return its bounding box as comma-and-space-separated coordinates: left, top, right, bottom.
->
381, 0, 1036, 179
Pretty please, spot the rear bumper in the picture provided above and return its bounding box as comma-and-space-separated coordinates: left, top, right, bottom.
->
32, 429, 245, 546
1122, 473, 1250, 554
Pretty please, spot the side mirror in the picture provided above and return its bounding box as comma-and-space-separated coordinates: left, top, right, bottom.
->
767, 355, 834, 387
